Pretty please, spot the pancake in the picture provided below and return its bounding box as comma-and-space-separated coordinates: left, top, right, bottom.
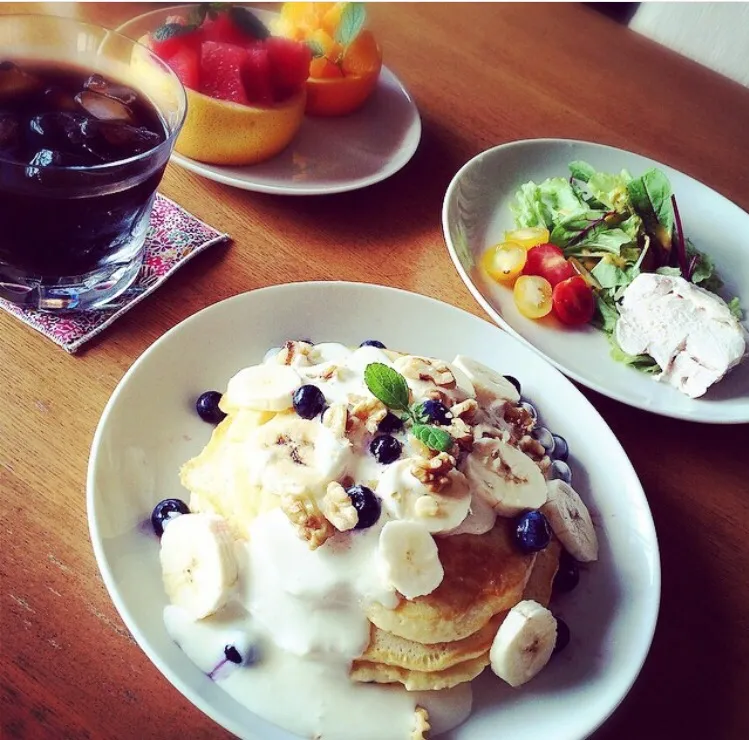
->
522, 537, 561, 607
351, 652, 490, 691
361, 612, 506, 673
365, 521, 536, 644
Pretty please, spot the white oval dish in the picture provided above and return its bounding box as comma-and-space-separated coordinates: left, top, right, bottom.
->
442, 138, 749, 423
88, 281, 660, 740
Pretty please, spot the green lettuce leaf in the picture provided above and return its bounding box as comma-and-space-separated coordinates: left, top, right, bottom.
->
591, 259, 638, 290
568, 160, 596, 183
609, 339, 660, 373
578, 227, 633, 254
627, 168, 674, 239
511, 178, 586, 230
591, 292, 619, 334
587, 170, 632, 213
727, 297, 743, 319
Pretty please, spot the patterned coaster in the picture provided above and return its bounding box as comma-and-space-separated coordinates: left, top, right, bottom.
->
0, 194, 229, 353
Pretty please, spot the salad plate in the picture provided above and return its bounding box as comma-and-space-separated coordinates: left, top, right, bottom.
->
443, 139, 749, 424
170, 65, 421, 196
88, 281, 659, 740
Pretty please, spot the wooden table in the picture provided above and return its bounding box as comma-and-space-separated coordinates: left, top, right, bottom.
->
2, 3, 749, 738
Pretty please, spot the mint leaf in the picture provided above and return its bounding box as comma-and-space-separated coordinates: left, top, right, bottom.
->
154, 22, 198, 41
412, 425, 453, 452
229, 7, 270, 39
335, 2, 366, 46
364, 363, 410, 411
306, 39, 326, 58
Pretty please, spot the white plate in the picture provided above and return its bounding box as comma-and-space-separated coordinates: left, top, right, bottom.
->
442, 138, 749, 423
171, 66, 421, 195
88, 282, 659, 740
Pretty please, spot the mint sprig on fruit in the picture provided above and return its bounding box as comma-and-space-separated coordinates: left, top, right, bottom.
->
364, 363, 454, 453
335, 2, 366, 46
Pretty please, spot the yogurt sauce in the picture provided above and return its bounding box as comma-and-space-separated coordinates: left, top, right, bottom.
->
165, 343, 476, 738
165, 509, 473, 739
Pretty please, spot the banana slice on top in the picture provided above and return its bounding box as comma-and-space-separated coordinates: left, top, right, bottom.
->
452, 355, 521, 405
463, 438, 547, 516
490, 599, 557, 687
542, 479, 598, 562
244, 414, 353, 497
160, 513, 238, 620
378, 520, 445, 599
375, 458, 471, 534
223, 364, 302, 413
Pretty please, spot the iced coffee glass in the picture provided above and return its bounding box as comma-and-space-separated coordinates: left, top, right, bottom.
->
0, 15, 186, 310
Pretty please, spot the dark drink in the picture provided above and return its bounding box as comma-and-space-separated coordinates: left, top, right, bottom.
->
0, 14, 186, 311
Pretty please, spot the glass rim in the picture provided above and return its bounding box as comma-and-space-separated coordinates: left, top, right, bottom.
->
0, 13, 187, 173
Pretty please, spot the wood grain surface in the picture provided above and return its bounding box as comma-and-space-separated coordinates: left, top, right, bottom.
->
2, 3, 749, 739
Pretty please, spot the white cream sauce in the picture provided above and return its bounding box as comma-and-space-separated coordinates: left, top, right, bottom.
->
164, 509, 473, 739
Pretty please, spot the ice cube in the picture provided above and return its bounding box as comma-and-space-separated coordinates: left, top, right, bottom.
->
42, 85, 78, 112
29, 112, 88, 148
0, 60, 42, 102
75, 90, 134, 123
83, 74, 137, 106
29, 148, 61, 167
98, 121, 161, 154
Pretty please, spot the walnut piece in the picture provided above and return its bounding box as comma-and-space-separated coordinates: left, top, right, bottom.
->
398, 356, 455, 388
280, 493, 335, 550
411, 706, 431, 740
349, 396, 388, 434
443, 417, 474, 451
519, 434, 546, 460
411, 452, 456, 492
321, 481, 358, 531
275, 340, 312, 367
322, 403, 349, 439
450, 398, 479, 420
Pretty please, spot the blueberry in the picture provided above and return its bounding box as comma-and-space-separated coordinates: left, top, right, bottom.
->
504, 375, 521, 395
549, 459, 572, 485
531, 426, 555, 455
224, 645, 243, 664
519, 400, 538, 424
151, 498, 190, 536
223, 643, 256, 666
370, 435, 402, 464
551, 434, 569, 462
360, 340, 386, 349
513, 510, 551, 554
292, 384, 326, 419
195, 391, 226, 424
415, 399, 452, 426
553, 550, 580, 594
377, 411, 404, 434
347, 485, 381, 529
553, 618, 570, 655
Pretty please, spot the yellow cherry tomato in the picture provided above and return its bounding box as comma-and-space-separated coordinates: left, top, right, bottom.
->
482, 242, 527, 283
504, 226, 551, 251
513, 275, 553, 319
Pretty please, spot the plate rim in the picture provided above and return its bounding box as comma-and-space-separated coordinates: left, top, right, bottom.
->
87, 280, 661, 740
170, 66, 422, 196
441, 137, 749, 424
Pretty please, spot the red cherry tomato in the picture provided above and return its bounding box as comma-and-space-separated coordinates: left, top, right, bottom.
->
552, 276, 596, 325
523, 243, 576, 287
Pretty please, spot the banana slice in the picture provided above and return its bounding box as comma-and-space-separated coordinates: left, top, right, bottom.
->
489, 599, 557, 687
378, 520, 445, 599
308, 342, 353, 365
444, 490, 497, 536
223, 364, 302, 412
541, 480, 598, 562
463, 439, 547, 516
160, 513, 238, 620
375, 458, 471, 534
452, 355, 521, 405
245, 414, 353, 497
392, 355, 475, 405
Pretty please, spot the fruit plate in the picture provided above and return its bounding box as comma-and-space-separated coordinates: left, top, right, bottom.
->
116, 6, 421, 195
442, 138, 749, 424
88, 281, 660, 740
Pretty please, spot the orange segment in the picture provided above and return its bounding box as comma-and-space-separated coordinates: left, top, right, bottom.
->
321, 2, 346, 36
310, 57, 343, 79
341, 30, 381, 76
308, 28, 343, 63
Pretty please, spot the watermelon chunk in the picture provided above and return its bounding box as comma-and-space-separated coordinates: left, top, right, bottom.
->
241, 47, 274, 105
168, 45, 200, 90
265, 37, 311, 101
150, 19, 202, 60
200, 14, 248, 47
200, 41, 250, 105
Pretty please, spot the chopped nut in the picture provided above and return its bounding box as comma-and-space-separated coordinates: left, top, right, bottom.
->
414, 495, 440, 518
411, 706, 431, 740
538, 455, 552, 475
472, 423, 510, 443
275, 340, 312, 367
519, 434, 546, 460
398, 356, 455, 388
450, 398, 479, 420
503, 402, 535, 436
322, 403, 349, 439
443, 417, 474, 451
321, 481, 359, 531
280, 493, 335, 550
411, 452, 456, 492
350, 396, 388, 433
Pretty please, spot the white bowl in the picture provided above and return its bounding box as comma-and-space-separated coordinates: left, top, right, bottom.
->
442, 138, 749, 424
88, 281, 660, 740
